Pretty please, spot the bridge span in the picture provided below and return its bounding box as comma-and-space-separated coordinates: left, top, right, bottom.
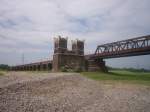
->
86, 35, 150, 72
86, 35, 150, 59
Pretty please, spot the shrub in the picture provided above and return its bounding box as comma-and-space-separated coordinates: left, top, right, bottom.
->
74, 67, 82, 73
61, 66, 83, 73
60, 66, 67, 72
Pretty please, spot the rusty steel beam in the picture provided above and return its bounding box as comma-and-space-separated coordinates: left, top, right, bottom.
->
94, 35, 150, 59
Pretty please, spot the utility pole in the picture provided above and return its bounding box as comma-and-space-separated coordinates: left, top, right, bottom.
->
22, 53, 24, 65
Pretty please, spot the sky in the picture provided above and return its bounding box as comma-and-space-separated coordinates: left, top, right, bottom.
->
0, 0, 150, 69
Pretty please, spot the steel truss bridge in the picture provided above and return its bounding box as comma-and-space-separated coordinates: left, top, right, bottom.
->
92, 35, 150, 59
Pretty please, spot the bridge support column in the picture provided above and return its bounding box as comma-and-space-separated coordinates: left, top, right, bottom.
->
87, 58, 108, 72
41, 64, 46, 71
29, 66, 32, 71
48, 63, 52, 71
53, 53, 85, 72
37, 64, 41, 71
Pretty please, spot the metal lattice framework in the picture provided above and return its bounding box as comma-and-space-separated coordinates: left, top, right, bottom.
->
95, 35, 150, 58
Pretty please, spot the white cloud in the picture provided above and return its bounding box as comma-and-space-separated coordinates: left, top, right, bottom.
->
0, 0, 150, 66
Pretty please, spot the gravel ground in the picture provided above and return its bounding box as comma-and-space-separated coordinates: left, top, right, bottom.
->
0, 72, 150, 112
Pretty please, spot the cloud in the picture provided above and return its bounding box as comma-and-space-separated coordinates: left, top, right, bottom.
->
0, 0, 150, 67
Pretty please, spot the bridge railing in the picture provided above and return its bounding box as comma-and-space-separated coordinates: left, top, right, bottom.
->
95, 35, 150, 57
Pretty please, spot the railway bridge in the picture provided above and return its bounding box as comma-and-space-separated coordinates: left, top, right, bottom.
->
86, 35, 150, 72
12, 35, 150, 72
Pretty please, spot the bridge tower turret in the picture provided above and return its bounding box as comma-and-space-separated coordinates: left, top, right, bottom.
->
72, 39, 84, 55
54, 36, 67, 54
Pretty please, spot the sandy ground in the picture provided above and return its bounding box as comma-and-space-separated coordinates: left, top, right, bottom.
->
0, 72, 150, 112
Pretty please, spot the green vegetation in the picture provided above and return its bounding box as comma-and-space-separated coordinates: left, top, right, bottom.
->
0, 72, 4, 76
61, 66, 82, 72
108, 66, 150, 73
0, 70, 6, 76
82, 70, 150, 85
61, 66, 68, 72
0, 64, 10, 76
0, 64, 10, 70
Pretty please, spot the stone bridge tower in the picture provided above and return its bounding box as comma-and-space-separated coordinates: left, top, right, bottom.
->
72, 39, 84, 55
52, 36, 85, 72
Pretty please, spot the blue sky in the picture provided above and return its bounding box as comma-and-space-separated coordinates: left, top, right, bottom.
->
0, 0, 150, 69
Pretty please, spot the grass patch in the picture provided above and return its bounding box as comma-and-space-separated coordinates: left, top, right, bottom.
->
82, 70, 150, 85
0, 72, 4, 76
0, 70, 7, 76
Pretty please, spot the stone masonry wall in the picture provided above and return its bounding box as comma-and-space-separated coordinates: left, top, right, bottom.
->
53, 53, 85, 72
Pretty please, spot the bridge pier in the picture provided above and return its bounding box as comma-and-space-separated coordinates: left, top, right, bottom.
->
41, 64, 46, 71
48, 63, 52, 70
37, 64, 41, 71
24, 66, 26, 71
26, 66, 29, 71
33, 65, 36, 71
87, 58, 108, 72
29, 66, 32, 71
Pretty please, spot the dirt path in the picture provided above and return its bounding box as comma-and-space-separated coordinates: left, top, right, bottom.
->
0, 72, 150, 112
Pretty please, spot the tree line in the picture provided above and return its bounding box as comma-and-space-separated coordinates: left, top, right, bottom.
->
0, 64, 10, 70
108, 66, 150, 73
